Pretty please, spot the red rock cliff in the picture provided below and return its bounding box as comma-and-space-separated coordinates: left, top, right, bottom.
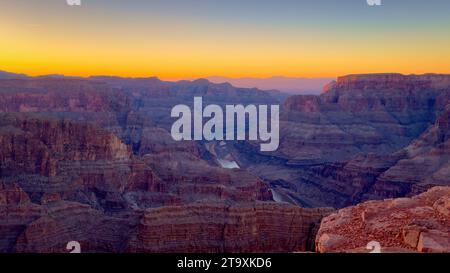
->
316, 187, 450, 253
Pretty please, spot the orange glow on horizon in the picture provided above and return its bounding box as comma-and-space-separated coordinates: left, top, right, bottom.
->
1, 1, 450, 80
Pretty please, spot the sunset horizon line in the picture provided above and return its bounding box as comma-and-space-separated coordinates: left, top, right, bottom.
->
5, 68, 450, 82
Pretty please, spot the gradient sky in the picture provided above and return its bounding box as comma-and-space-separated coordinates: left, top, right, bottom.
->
1, 0, 450, 79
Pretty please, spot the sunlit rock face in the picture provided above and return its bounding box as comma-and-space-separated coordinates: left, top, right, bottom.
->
316, 187, 450, 253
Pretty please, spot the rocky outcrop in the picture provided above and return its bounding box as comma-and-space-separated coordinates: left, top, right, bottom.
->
142, 151, 272, 203
0, 198, 332, 253
12, 201, 139, 253
0, 182, 42, 252
127, 203, 332, 253
310, 105, 450, 205
280, 74, 450, 165
0, 171, 332, 252
0, 114, 131, 165
372, 106, 450, 193
316, 187, 450, 253
324, 74, 450, 93
0, 114, 159, 213
0, 78, 129, 113
231, 74, 450, 208
0, 182, 30, 205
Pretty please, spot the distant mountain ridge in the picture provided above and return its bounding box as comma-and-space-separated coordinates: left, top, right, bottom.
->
207, 76, 334, 95
0, 70, 28, 79
0, 70, 333, 95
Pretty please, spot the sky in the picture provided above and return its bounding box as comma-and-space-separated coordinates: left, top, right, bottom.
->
1, 0, 450, 79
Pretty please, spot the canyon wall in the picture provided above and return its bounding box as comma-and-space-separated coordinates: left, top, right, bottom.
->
231, 74, 450, 208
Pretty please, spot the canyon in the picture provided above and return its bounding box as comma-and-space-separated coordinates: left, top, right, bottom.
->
230, 73, 450, 208
170, 96, 280, 151
0, 72, 449, 252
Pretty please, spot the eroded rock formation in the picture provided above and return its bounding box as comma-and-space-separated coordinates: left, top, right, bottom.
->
316, 187, 450, 253
231, 74, 450, 208
128, 203, 331, 253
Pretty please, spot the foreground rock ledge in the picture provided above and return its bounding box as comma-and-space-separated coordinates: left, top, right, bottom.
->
0, 183, 333, 253
316, 186, 450, 253
127, 203, 333, 253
